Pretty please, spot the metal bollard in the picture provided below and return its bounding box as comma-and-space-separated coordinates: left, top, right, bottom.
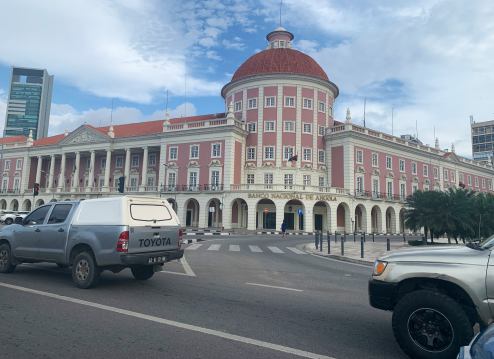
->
341, 235, 345, 256
403, 232, 406, 243
353, 232, 356, 242
363, 232, 366, 242
360, 236, 364, 258
372, 233, 375, 242
319, 232, 323, 252
386, 237, 390, 251
327, 233, 331, 254
314, 231, 319, 250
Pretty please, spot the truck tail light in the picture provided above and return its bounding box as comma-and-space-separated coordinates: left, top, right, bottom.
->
116, 231, 129, 253
178, 228, 184, 248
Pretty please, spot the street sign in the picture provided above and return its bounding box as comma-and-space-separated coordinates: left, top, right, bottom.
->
298, 208, 303, 216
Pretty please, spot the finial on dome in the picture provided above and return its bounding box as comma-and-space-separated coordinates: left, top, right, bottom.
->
345, 108, 352, 124
266, 27, 294, 49
27, 129, 33, 146
107, 125, 114, 138
64, 129, 69, 137
435, 138, 439, 149
451, 143, 455, 153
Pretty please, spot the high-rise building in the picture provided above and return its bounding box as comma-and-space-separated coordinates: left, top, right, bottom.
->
3, 67, 54, 140
471, 118, 494, 164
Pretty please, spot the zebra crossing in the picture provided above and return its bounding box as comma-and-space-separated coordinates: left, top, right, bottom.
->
185, 243, 307, 255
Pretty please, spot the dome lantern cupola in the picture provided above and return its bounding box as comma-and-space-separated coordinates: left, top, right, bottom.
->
266, 26, 294, 49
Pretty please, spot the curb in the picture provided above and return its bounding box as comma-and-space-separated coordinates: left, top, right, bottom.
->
302, 244, 373, 266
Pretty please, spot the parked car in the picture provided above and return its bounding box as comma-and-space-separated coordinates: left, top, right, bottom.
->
0, 211, 23, 225
13, 211, 29, 224
0, 196, 184, 288
369, 237, 494, 359
458, 323, 494, 358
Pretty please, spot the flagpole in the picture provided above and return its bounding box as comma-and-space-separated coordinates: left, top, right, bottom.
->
363, 98, 366, 127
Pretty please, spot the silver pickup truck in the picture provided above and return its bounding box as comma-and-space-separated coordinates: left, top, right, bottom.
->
0, 196, 184, 288
369, 238, 494, 359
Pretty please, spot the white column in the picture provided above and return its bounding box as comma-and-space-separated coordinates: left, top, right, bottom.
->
57, 153, 66, 192
124, 148, 131, 190
304, 204, 314, 233
275, 201, 285, 233
140, 146, 148, 191
86, 150, 95, 192
48, 155, 55, 192
35, 156, 42, 184
103, 149, 112, 192
20, 155, 31, 192
72, 152, 80, 192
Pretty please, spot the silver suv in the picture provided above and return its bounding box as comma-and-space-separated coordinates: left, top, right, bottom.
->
369, 237, 494, 359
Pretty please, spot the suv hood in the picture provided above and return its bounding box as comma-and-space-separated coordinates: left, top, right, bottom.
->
379, 245, 490, 265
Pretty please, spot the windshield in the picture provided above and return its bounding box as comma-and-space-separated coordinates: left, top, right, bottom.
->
480, 234, 494, 250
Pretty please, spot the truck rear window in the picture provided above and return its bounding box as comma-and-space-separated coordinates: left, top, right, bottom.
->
130, 204, 172, 222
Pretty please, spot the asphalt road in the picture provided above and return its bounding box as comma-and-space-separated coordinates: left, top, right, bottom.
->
0, 235, 407, 359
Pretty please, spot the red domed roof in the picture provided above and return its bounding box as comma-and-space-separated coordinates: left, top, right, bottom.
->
232, 48, 329, 82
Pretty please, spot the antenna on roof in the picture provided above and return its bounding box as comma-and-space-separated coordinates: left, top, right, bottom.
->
363, 97, 366, 127
110, 98, 114, 125
279, 0, 282, 27
391, 107, 394, 135
165, 90, 169, 118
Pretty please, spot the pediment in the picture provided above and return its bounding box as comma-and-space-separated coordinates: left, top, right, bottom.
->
60, 125, 110, 145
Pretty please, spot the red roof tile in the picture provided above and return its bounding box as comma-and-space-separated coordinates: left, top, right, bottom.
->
33, 134, 66, 147
232, 48, 329, 82
0, 136, 27, 144
31, 113, 227, 147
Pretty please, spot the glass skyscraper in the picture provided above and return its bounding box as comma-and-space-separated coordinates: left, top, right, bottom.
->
3, 67, 54, 140
471, 118, 494, 164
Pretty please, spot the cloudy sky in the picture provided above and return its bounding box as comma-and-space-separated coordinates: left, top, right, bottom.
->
0, 0, 493, 157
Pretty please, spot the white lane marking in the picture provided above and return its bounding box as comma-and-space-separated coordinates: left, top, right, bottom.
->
207, 244, 221, 251
186, 244, 202, 250
249, 245, 263, 253
286, 247, 306, 255
267, 246, 284, 254
0, 282, 334, 359
245, 282, 303, 292
229, 245, 240, 252
160, 256, 196, 277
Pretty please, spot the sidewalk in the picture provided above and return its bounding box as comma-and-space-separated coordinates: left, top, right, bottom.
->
303, 237, 454, 265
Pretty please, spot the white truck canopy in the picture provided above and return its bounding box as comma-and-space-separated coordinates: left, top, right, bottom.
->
71, 196, 180, 227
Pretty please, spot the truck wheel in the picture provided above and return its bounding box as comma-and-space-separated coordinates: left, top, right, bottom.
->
392, 289, 473, 359
4, 218, 13, 225
0, 243, 16, 273
131, 266, 154, 280
72, 251, 100, 289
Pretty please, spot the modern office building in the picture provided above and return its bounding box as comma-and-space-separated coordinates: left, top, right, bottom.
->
3, 67, 54, 140
471, 118, 494, 164
0, 27, 492, 234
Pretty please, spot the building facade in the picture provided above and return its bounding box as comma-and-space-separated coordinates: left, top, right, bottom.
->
1, 28, 493, 234
3, 67, 54, 140
471, 119, 494, 164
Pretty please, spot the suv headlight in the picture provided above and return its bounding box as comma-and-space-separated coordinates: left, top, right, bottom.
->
373, 260, 388, 276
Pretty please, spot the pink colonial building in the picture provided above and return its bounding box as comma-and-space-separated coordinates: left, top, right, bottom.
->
1, 27, 493, 234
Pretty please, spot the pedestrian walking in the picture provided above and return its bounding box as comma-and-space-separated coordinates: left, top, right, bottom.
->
281, 220, 287, 239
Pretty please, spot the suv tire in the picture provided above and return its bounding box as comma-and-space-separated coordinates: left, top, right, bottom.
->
131, 266, 155, 280
4, 218, 13, 225
72, 251, 100, 289
0, 243, 16, 273
392, 289, 473, 359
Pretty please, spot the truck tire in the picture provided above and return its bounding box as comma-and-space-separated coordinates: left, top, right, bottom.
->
4, 218, 13, 225
131, 266, 154, 280
392, 289, 473, 359
71, 251, 100, 289
0, 243, 16, 273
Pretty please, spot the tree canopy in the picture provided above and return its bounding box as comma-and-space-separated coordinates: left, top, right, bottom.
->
404, 188, 494, 242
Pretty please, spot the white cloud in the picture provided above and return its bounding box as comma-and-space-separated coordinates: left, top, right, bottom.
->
48, 102, 197, 136
271, 0, 494, 158
0, 0, 226, 103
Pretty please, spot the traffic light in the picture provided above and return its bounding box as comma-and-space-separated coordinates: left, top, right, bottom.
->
33, 183, 40, 196
117, 176, 125, 193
